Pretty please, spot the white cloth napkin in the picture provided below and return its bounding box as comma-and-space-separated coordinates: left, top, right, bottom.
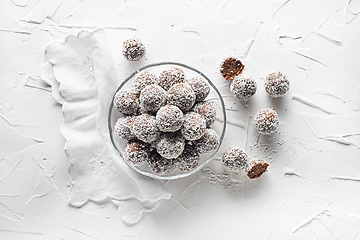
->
40, 29, 170, 224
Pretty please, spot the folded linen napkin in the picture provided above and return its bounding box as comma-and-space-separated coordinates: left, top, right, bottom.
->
41, 29, 170, 224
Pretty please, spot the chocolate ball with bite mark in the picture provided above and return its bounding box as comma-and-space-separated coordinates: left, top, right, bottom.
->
220, 57, 245, 80
246, 159, 269, 179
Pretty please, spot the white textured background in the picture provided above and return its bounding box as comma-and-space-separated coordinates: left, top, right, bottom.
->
1, 0, 360, 239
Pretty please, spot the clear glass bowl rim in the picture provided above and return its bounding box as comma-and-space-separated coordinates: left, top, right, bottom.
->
108, 61, 227, 180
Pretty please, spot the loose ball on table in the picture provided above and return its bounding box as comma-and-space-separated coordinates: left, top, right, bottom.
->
156, 105, 184, 132
148, 151, 176, 175
192, 101, 216, 128
113, 88, 139, 115
158, 67, 186, 91
181, 112, 206, 141
133, 114, 160, 143
220, 57, 245, 80
176, 144, 200, 172
230, 74, 257, 101
132, 71, 158, 94
114, 116, 135, 141
156, 132, 185, 159
195, 128, 220, 154
167, 83, 196, 111
264, 72, 290, 97
222, 146, 249, 172
246, 159, 269, 179
254, 108, 279, 135
139, 84, 167, 112
122, 38, 145, 61
123, 141, 149, 166
186, 77, 210, 102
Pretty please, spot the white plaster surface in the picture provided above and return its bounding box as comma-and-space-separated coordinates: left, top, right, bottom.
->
1, 0, 360, 239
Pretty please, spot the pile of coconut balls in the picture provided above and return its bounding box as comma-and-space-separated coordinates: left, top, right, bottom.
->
113, 62, 219, 175
117, 38, 290, 179
220, 57, 290, 179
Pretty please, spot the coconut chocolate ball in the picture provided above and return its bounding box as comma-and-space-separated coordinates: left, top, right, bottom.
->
158, 67, 185, 91
167, 83, 196, 111
220, 57, 245, 80
195, 128, 220, 154
181, 112, 206, 141
114, 116, 135, 141
246, 159, 269, 179
122, 38, 145, 61
132, 71, 158, 94
264, 72, 290, 97
222, 147, 249, 172
123, 141, 149, 166
230, 74, 257, 101
113, 88, 139, 115
140, 84, 167, 112
133, 114, 160, 143
156, 132, 185, 159
254, 108, 279, 135
192, 101, 216, 127
176, 144, 200, 172
156, 105, 184, 132
186, 77, 210, 102
147, 151, 176, 175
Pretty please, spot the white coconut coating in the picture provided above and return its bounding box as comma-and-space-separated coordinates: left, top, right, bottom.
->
186, 77, 210, 102
123, 141, 149, 166
181, 112, 206, 141
230, 74, 257, 101
254, 108, 279, 135
156, 105, 184, 132
122, 38, 146, 61
192, 101, 216, 127
132, 71, 158, 94
147, 151, 176, 175
222, 146, 249, 172
167, 83, 196, 111
176, 144, 200, 172
114, 116, 135, 141
140, 84, 167, 112
156, 133, 185, 159
158, 67, 186, 91
113, 88, 139, 115
133, 114, 160, 143
264, 72, 290, 97
195, 128, 220, 154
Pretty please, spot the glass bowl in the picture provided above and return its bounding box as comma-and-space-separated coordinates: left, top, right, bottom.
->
108, 62, 226, 180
